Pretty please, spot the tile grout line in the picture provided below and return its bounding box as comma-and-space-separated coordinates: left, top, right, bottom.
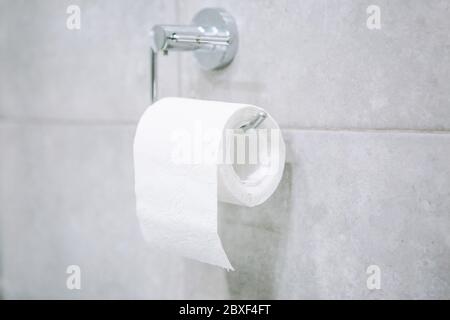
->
1, 117, 450, 135
282, 127, 450, 135
0, 117, 137, 127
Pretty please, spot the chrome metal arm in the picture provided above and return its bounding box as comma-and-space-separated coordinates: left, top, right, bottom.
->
149, 8, 266, 130
150, 48, 157, 103
150, 8, 238, 103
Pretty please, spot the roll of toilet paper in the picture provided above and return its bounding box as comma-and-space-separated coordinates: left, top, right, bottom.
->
133, 97, 285, 269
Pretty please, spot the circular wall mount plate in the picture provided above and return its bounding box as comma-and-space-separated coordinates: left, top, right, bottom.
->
192, 8, 239, 70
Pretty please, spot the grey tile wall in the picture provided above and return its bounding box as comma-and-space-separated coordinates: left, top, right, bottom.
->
177, 0, 450, 130
1, 0, 449, 299
0, 123, 187, 299
0, 0, 179, 121
187, 131, 450, 299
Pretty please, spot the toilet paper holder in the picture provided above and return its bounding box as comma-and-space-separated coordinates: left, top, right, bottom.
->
150, 7, 266, 131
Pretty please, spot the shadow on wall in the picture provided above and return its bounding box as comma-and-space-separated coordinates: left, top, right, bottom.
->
218, 164, 293, 299
179, 164, 292, 299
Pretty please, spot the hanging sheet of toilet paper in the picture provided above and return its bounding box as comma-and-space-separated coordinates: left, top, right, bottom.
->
133, 98, 285, 270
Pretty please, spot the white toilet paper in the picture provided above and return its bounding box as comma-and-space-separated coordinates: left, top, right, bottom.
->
133, 98, 285, 269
